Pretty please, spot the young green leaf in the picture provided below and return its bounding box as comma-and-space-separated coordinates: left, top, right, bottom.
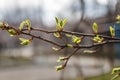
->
55, 17, 59, 24
19, 21, 26, 31
60, 20, 63, 27
116, 15, 120, 21
83, 50, 96, 54
67, 44, 73, 48
111, 67, 120, 74
55, 65, 64, 71
57, 57, 68, 62
92, 22, 98, 34
52, 47, 59, 51
53, 32, 61, 38
62, 18, 67, 28
7, 29, 17, 36
72, 36, 83, 44
65, 34, 72, 37
0, 22, 4, 29
25, 19, 31, 32
19, 38, 31, 45
93, 35, 104, 43
109, 26, 115, 38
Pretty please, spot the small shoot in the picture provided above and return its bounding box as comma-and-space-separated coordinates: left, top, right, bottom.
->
65, 34, 72, 37
25, 19, 31, 32
19, 19, 31, 32
19, 38, 32, 45
109, 26, 115, 38
53, 32, 61, 38
19, 21, 26, 31
116, 15, 120, 23
7, 29, 17, 36
83, 50, 96, 54
55, 17, 67, 31
66, 44, 73, 48
93, 35, 104, 43
92, 22, 98, 34
57, 57, 68, 62
55, 65, 65, 72
52, 47, 59, 51
72, 36, 83, 44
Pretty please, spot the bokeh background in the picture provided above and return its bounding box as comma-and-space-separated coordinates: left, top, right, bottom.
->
0, 0, 120, 80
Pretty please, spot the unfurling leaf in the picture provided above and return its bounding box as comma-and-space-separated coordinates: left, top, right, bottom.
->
19, 19, 31, 32
55, 17, 59, 24
92, 22, 98, 34
83, 50, 96, 54
57, 57, 68, 62
7, 29, 17, 36
55, 17, 67, 31
55, 65, 64, 71
19, 38, 31, 45
52, 47, 59, 51
53, 32, 61, 38
93, 35, 104, 43
109, 26, 115, 38
19, 21, 26, 31
62, 18, 67, 28
67, 44, 73, 48
72, 36, 83, 44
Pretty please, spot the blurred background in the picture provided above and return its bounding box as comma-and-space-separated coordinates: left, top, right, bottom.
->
0, 0, 120, 80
